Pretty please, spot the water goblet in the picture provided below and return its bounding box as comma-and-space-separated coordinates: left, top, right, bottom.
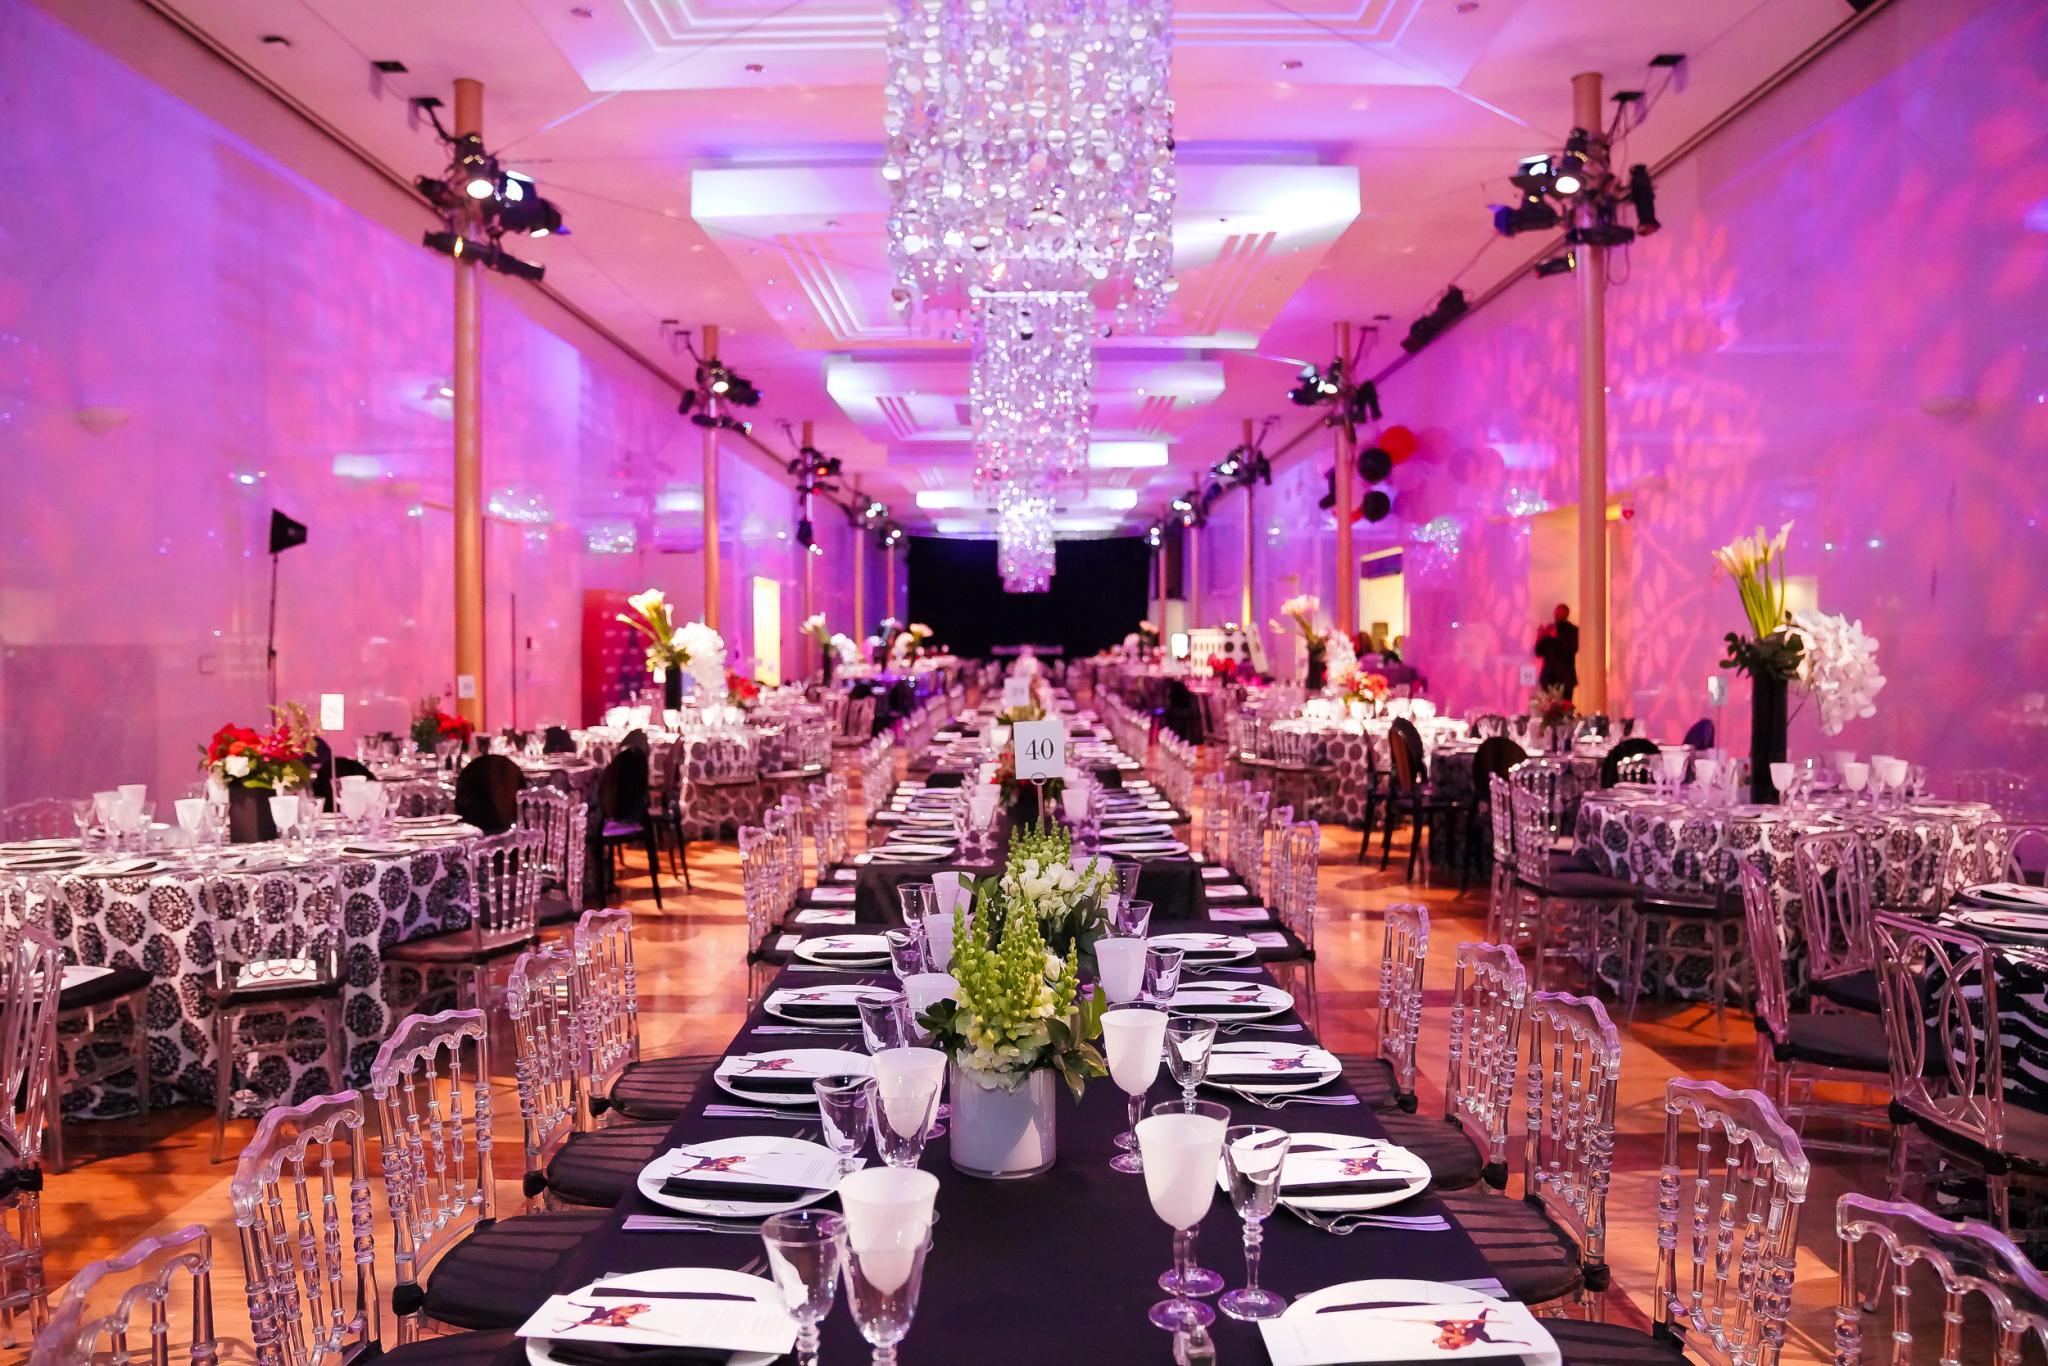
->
895, 882, 935, 925
1096, 936, 1147, 1006
761, 1209, 845, 1366
1152, 1099, 1229, 1302
1768, 762, 1794, 805
868, 1047, 944, 1169
813, 1074, 876, 1175
858, 991, 914, 1054
1116, 897, 1155, 940
1841, 762, 1870, 804
883, 928, 926, 982
1102, 1007, 1169, 1171
1142, 944, 1185, 1008
297, 791, 322, 846
1111, 860, 1143, 907
70, 798, 97, 849
1137, 1099, 1230, 1332
1165, 1017, 1218, 1108
174, 798, 205, 850
269, 794, 300, 843
841, 1223, 934, 1366
1217, 1125, 1292, 1320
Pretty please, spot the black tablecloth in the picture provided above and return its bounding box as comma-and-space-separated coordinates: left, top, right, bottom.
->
481, 961, 1500, 1366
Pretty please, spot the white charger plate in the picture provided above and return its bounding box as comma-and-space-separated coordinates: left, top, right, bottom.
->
526, 1264, 786, 1366
1202, 1041, 1341, 1096
792, 934, 891, 968
1168, 981, 1293, 1022
1282, 1279, 1561, 1366
1263, 1133, 1431, 1213
714, 1047, 871, 1107
1151, 932, 1257, 964
763, 984, 896, 1027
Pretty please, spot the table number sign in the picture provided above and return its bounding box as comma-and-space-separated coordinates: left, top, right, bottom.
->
1012, 718, 1067, 781
1001, 676, 1033, 710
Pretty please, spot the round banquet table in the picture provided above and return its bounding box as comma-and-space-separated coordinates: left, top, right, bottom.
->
35, 825, 488, 1118
1573, 788, 1997, 999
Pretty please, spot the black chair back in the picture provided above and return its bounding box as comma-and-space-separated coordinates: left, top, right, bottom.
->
543, 725, 575, 754
600, 749, 652, 827
1600, 736, 1660, 787
1470, 736, 1527, 803
334, 757, 372, 782
620, 729, 652, 755
1388, 718, 1426, 793
1681, 717, 1717, 751
311, 736, 337, 803
455, 754, 527, 833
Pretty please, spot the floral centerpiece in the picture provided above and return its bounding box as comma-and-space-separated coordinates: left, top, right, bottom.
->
1713, 523, 1801, 800
1529, 684, 1576, 751
828, 632, 861, 667
908, 622, 934, 652
1321, 630, 1358, 695
999, 822, 1111, 965
918, 881, 1107, 1178
1136, 619, 1159, 650
1786, 609, 1885, 736
617, 589, 727, 708
1332, 666, 1390, 713
1277, 593, 1331, 688
409, 697, 473, 753
889, 630, 915, 669
801, 613, 833, 681
725, 669, 761, 709
201, 702, 316, 842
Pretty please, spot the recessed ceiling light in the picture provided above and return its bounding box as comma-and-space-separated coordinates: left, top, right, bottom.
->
1280, 59, 1302, 71
745, 63, 765, 74
570, 5, 595, 16
261, 34, 292, 47
372, 58, 407, 73
1456, 1, 1480, 11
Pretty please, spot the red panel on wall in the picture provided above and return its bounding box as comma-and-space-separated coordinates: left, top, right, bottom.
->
581, 590, 646, 725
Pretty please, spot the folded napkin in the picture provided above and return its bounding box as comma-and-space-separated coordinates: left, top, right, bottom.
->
772, 1002, 862, 1020
719, 1073, 828, 1095
1201, 866, 1231, 880
794, 908, 854, 925
550, 1342, 731, 1366
658, 1176, 817, 1201
807, 888, 857, 903
1249, 931, 1291, 949
1209, 906, 1270, 923
1207, 884, 1252, 898
1279, 1176, 1419, 1198
1172, 1001, 1274, 1016
1966, 882, 2048, 908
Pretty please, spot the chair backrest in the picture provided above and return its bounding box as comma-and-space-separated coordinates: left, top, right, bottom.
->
1443, 940, 1528, 1187
1521, 991, 1621, 1277
205, 866, 342, 991
31, 1224, 216, 1366
1386, 718, 1424, 793
2, 800, 73, 843
1793, 830, 1876, 984
1736, 860, 1793, 1047
1377, 904, 1429, 1103
1871, 913, 2036, 1159
1470, 713, 1508, 739
506, 946, 580, 1210
1681, 718, 1717, 751
1277, 821, 1319, 950
1600, 736, 1659, 787
1834, 1193, 2048, 1363
1655, 1079, 1810, 1366
1470, 736, 1527, 799
599, 749, 651, 824
1953, 821, 2048, 892
0, 921, 62, 1175
573, 908, 641, 1105
516, 785, 587, 899
1509, 763, 1567, 887
1487, 774, 1516, 863
367, 1009, 494, 1308
454, 754, 526, 833
1952, 770, 2031, 818
542, 725, 575, 755
230, 1090, 380, 1366
469, 828, 543, 953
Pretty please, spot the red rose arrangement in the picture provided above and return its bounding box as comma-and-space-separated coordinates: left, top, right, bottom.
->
201, 703, 315, 790
725, 670, 761, 707
410, 697, 474, 749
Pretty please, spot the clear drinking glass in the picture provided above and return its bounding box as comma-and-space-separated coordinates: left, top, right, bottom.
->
1218, 1125, 1292, 1320
1112, 860, 1143, 907
842, 1227, 934, 1366
814, 1074, 876, 1174
868, 1049, 943, 1169
1142, 944, 1184, 1007
1165, 1017, 1218, 1107
858, 991, 914, 1054
70, 799, 95, 848
1102, 1007, 1169, 1171
762, 1210, 846, 1366
895, 882, 935, 925
883, 928, 926, 981
1137, 1100, 1230, 1332
1116, 897, 1155, 940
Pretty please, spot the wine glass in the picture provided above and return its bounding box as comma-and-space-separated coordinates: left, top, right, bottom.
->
1111, 860, 1143, 907
814, 1074, 876, 1175
1115, 897, 1154, 940
1136, 1099, 1230, 1332
1102, 1007, 1168, 1172
895, 882, 935, 925
1768, 762, 1794, 806
762, 1210, 845, 1366
883, 928, 926, 981
70, 798, 96, 849
1096, 937, 1147, 1006
1218, 1125, 1291, 1320
841, 1223, 934, 1366
1142, 944, 1184, 1007
858, 992, 914, 1054
269, 793, 299, 843
1165, 1017, 1218, 1108
868, 1048, 943, 1169
174, 798, 205, 850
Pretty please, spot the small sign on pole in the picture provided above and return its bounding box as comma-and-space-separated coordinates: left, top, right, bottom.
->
1011, 718, 1067, 781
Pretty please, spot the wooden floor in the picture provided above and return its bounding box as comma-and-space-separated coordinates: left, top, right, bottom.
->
22, 767, 1909, 1364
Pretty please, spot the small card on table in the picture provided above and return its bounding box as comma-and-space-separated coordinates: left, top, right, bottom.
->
518, 1293, 797, 1355
1261, 1297, 1544, 1365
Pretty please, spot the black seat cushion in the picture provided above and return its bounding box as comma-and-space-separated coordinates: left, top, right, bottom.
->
1545, 869, 1640, 900
608, 1055, 717, 1122
537, 887, 581, 927
220, 972, 343, 1006
423, 1211, 612, 1329
1436, 1189, 1585, 1305
1339, 1055, 1409, 1113
543, 1122, 674, 1207
58, 965, 152, 1012
1542, 1319, 1687, 1364
383, 931, 532, 965
1372, 1111, 1486, 1191
1811, 969, 1881, 1016
382, 1331, 523, 1364
1777, 1012, 1887, 1071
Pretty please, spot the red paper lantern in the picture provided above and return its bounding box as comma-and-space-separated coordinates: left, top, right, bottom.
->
1380, 425, 1418, 463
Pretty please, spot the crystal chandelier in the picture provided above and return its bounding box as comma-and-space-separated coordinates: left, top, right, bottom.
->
882, 0, 1177, 328
969, 292, 1094, 489
996, 486, 1056, 593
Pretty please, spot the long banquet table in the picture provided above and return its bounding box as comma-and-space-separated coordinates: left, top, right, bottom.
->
474, 949, 1506, 1365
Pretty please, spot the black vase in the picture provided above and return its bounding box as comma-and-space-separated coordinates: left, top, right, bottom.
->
821, 652, 835, 686
1305, 644, 1327, 690
1749, 671, 1789, 804
663, 667, 684, 711
227, 784, 278, 843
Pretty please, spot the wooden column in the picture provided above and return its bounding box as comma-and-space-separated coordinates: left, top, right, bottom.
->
885, 541, 897, 617
700, 325, 724, 632
451, 77, 486, 727
1184, 518, 1201, 630
1574, 71, 1610, 714
1239, 419, 1256, 627
800, 421, 817, 673
1332, 321, 1356, 641
853, 510, 867, 641
1153, 542, 1168, 638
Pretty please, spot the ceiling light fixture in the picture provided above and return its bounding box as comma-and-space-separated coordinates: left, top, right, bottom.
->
411, 104, 566, 278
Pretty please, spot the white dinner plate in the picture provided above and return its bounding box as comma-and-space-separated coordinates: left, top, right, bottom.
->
1100, 840, 1189, 857
1151, 932, 1257, 964
1202, 1041, 1342, 1096
763, 983, 897, 1027
1259, 1133, 1432, 1214
1953, 908, 2048, 939
1280, 1279, 1561, 1366
525, 1264, 786, 1366
714, 1048, 871, 1107
792, 934, 891, 968
76, 857, 175, 879
0, 839, 77, 853
1167, 981, 1293, 1021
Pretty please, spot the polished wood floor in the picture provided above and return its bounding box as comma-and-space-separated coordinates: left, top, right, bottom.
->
22, 749, 1919, 1364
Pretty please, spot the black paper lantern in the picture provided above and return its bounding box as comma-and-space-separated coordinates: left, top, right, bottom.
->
1357, 447, 1393, 483
1362, 489, 1393, 522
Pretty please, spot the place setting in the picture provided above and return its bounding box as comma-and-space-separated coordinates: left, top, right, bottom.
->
1150, 931, 1258, 966
762, 984, 900, 1028
790, 935, 893, 970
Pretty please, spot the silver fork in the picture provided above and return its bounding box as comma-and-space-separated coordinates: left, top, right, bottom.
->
1289, 1207, 1449, 1235
1235, 1091, 1359, 1110
1216, 1022, 1303, 1036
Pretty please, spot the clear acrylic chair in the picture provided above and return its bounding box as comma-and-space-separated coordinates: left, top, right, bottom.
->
31, 1223, 214, 1365
1794, 830, 1881, 1016
1834, 1192, 2048, 1363
1510, 764, 1636, 993
1365, 903, 1429, 1113
516, 786, 588, 931
1951, 821, 2048, 893
0, 922, 62, 1342
383, 827, 543, 1012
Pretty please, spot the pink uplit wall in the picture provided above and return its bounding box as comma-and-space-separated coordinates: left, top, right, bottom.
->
0, 0, 695, 805
1360, 0, 2048, 788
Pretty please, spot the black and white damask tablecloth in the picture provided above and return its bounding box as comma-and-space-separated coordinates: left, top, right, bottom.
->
48, 833, 484, 1118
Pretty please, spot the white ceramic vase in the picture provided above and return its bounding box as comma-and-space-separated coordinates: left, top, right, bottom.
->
946, 1063, 1056, 1179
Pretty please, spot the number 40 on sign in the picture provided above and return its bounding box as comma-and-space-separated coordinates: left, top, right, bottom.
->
1011, 719, 1067, 781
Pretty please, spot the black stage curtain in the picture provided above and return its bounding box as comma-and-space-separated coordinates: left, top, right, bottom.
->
905, 536, 1150, 659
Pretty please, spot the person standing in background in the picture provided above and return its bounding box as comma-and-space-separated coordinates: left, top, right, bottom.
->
1534, 604, 1579, 701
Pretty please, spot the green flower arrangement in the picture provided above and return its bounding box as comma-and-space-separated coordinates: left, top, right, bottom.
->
918, 886, 1106, 1101
1000, 823, 1111, 965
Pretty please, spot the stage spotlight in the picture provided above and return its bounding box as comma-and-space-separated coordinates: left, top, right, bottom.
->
796, 517, 815, 548
677, 389, 700, 418
422, 229, 475, 260
1317, 470, 1337, 511
1170, 494, 1194, 514
1400, 287, 1467, 354
1535, 252, 1576, 278
1493, 196, 1559, 237
498, 192, 563, 238
1510, 155, 1554, 197
1347, 379, 1382, 424
1552, 153, 1586, 197
484, 244, 545, 281
1628, 164, 1659, 234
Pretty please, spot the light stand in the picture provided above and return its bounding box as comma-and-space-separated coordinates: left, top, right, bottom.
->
266, 510, 309, 707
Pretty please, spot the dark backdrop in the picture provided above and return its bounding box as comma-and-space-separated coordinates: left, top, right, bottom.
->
905, 536, 1150, 658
